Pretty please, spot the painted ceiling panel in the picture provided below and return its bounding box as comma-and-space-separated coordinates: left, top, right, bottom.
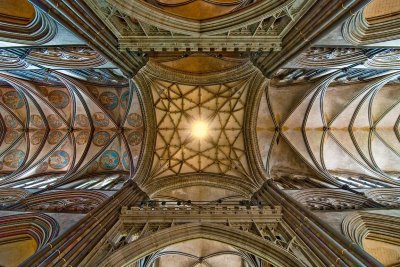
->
0, 72, 144, 189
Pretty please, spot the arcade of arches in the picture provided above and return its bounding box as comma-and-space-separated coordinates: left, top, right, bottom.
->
0, 0, 400, 266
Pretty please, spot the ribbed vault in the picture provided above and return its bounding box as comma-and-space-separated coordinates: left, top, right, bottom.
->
257, 70, 400, 186
134, 54, 267, 198
0, 72, 144, 190
3, 0, 400, 267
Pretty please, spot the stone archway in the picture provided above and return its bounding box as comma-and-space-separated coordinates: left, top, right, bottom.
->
100, 222, 305, 267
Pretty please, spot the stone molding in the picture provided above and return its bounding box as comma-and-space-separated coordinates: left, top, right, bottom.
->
342, 211, 400, 247
0, 6, 57, 45
342, 8, 400, 45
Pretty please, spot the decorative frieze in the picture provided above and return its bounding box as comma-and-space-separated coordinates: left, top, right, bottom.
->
120, 204, 282, 223
364, 188, 400, 208
290, 189, 381, 210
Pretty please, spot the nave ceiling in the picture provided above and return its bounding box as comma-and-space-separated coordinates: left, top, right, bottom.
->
0, 44, 145, 192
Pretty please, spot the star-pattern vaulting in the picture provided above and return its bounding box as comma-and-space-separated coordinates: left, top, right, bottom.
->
151, 79, 250, 179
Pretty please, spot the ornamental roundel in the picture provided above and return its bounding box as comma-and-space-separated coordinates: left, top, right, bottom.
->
121, 91, 129, 109
4, 115, 18, 128
3, 149, 25, 168
86, 161, 99, 173
99, 150, 120, 170
76, 114, 89, 128
128, 130, 143, 146
31, 131, 45, 145
92, 112, 109, 128
127, 113, 143, 128
99, 92, 118, 110
2, 91, 24, 109
4, 130, 19, 144
89, 87, 99, 99
48, 150, 70, 169
122, 151, 130, 170
48, 130, 64, 145
47, 114, 63, 129
93, 131, 111, 147
76, 130, 90, 145
30, 114, 45, 128
37, 162, 48, 173
48, 90, 70, 109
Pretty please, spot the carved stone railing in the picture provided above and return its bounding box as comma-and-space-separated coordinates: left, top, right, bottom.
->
120, 204, 282, 224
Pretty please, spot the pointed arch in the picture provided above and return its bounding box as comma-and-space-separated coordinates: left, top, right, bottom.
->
100, 222, 305, 267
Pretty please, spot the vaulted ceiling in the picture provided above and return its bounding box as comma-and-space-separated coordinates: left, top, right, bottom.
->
0, 0, 399, 200
0, 47, 144, 190
257, 69, 400, 186
134, 54, 262, 198
1, 1, 400, 266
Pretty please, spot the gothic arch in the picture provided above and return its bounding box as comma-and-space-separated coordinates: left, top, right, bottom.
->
0, 4, 57, 45
342, 212, 400, 266
99, 222, 305, 267
141, 242, 260, 267
342, 1, 400, 45
342, 212, 400, 247
143, 173, 256, 198
100, 0, 291, 36
0, 212, 59, 249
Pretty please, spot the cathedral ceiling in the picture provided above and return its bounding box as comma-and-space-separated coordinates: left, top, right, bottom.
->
258, 48, 400, 188
0, 0, 399, 200
134, 54, 264, 198
1, 48, 399, 200
2, 1, 400, 266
